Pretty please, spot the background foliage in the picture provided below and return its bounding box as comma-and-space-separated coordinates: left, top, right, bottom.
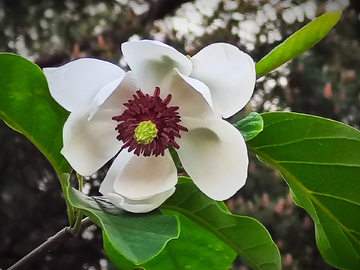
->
1, 0, 359, 269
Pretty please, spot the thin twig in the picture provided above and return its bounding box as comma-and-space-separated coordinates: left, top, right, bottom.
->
7, 217, 93, 270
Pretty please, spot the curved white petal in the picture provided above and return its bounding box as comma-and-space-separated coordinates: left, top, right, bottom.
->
44, 58, 125, 111
122, 40, 192, 95
62, 106, 122, 176
89, 71, 139, 119
100, 149, 177, 200
168, 69, 215, 119
101, 187, 175, 213
177, 117, 248, 200
190, 43, 256, 118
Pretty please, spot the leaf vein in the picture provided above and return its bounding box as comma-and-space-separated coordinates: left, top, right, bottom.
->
310, 192, 360, 207
277, 161, 360, 167
252, 137, 360, 150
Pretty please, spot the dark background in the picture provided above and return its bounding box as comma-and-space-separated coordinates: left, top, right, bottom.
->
1, 0, 360, 269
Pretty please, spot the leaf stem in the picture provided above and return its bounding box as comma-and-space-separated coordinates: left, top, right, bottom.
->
76, 173, 83, 192
70, 209, 84, 235
69, 174, 85, 234
57, 173, 76, 227
7, 217, 93, 270
61, 180, 76, 227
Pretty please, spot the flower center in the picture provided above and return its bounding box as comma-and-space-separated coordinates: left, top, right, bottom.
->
112, 87, 188, 157
134, 120, 158, 144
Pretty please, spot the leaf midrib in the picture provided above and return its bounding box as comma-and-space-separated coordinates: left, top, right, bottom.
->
253, 137, 360, 150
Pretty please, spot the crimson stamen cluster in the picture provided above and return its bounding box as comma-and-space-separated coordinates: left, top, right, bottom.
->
112, 87, 188, 156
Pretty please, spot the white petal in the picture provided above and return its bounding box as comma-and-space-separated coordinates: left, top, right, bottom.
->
169, 69, 215, 119
122, 40, 192, 95
89, 71, 139, 119
177, 117, 248, 200
190, 43, 256, 118
62, 106, 122, 176
100, 149, 177, 199
44, 58, 125, 111
101, 187, 176, 213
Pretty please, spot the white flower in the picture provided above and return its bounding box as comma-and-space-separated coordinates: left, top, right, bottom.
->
44, 40, 256, 213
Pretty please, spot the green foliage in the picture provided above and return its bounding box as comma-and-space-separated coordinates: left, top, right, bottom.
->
104, 210, 236, 270
162, 178, 281, 270
105, 177, 281, 270
0, 53, 70, 175
66, 180, 180, 264
255, 11, 341, 78
247, 112, 360, 270
235, 112, 264, 141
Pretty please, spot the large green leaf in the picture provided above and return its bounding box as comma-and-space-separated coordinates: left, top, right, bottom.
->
247, 112, 360, 269
0, 53, 70, 174
105, 178, 281, 270
105, 210, 236, 270
66, 183, 180, 264
255, 11, 341, 77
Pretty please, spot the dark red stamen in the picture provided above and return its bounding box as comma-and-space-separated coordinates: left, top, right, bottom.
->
113, 87, 188, 157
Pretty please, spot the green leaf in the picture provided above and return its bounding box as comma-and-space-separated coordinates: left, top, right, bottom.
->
255, 11, 341, 77
247, 112, 360, 270
104, 210, 236, 270
234, 112, 264, 141
162, 178, 280, 270
105, 178, 281, 270
0, 53, 70, 174
66, 184, 180, 264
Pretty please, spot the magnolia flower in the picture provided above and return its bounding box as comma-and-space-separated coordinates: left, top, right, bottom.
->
44, 40, 255, 213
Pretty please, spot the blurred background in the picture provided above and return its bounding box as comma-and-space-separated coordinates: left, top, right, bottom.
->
0, 0, 359, 269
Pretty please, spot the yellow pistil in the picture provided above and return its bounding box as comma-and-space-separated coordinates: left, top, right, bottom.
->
134, 120, 158, 144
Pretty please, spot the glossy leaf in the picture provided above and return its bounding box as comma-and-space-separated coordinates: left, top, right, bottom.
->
66, 183, 180, 264
235, 112, 264, 141
105, 178, 281, 270
0, 53, 70, 174
255, 11, 341, 77
105, 210, 236, 270
247, 112, 360, 269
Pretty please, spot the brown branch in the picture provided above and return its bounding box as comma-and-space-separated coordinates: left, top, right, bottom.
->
7, 218, 93, 270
